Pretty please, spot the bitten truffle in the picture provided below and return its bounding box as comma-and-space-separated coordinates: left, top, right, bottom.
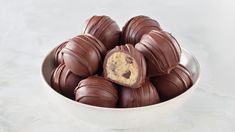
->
151, 65, 193, 101
122, 15, 162, 45
74, 76, 118, 108
135, 30, 181, 77
82, 15, 121, 50
61, 34, 106, 77
103, 44, 146, 88
51, 64, 83, 99
119, 80, 160, 108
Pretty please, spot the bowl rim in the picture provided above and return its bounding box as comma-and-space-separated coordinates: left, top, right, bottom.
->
41, 48, 200, 112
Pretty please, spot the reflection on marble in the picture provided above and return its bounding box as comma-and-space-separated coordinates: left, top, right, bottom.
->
0, 0, 235, 131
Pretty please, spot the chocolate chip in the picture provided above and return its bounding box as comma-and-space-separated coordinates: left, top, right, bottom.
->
122, 71, 131, 79
111, 64, 116, 72
125, 56, 133, 64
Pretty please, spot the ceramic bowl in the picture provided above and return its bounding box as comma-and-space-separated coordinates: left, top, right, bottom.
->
41, 48, 200, 129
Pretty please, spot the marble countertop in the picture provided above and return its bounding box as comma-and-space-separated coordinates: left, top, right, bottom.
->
1, 0, 235, 131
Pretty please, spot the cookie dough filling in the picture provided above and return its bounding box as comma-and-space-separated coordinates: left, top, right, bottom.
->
105, 52, 139, 86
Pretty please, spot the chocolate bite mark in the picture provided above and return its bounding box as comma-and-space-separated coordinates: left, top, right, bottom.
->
122, 70, 131, 79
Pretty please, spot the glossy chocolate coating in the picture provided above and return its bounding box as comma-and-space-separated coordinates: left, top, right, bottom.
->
82, 15, 121, 50
135, 30, 181, 77
119, 80, 160, 108
151, 65, 193, 101
51, 64, 83, 100
61, 34, 106, 77
103, 44, 146, 88
122, 15, 162, 45
75, 76, 118, 108
53, 41, 68, 66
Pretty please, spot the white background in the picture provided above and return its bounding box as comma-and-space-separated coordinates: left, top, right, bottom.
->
0, 0, 235, 131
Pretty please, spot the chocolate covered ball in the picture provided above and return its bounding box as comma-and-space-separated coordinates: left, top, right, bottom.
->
82, 15, 121, 50
135, 30, 181, 77
53, 41, 68, 66
51, 64, 83, 99
122, 15, 162, 45
74, 76, 118, 108
61, 34, 106, 77
151, 65, 193, 101
119, 80, 160, 108
103, 44, 146, 88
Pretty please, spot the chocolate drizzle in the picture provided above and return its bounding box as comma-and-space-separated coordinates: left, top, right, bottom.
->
119, 80, 160, 108
61, 34, 106, 77
47, 15, 195, 108
51, 64, 83, 99
135, 30, 181, 77
122, 15, 162, 45
151, 65, 193, 101
82, 15, 121, 50
74, 76, 118, 108
53, 41, 68, 66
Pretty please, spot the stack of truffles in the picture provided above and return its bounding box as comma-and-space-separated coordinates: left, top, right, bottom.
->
51, 15, 193, 108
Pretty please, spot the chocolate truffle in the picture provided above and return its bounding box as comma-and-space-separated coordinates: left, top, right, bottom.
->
82, 15, 121, 50
119, 80, 160, 108
61, 34, 106, 77
103, 44, 146, 88
122, 15, 162, 45
53, 41, 68, 66
135, 30, 181, 77
151, 64, 193, 101
51, 64, 83, 100
75, 76, 118, 108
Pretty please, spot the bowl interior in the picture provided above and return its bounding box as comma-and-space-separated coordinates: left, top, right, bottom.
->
41, 48, 200, 109
41, 48, 200, 129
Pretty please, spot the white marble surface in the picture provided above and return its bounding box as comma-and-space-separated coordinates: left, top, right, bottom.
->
1, 0, 235, 131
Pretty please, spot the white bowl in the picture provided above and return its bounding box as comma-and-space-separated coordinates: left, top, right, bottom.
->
41, 48, 200, 129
